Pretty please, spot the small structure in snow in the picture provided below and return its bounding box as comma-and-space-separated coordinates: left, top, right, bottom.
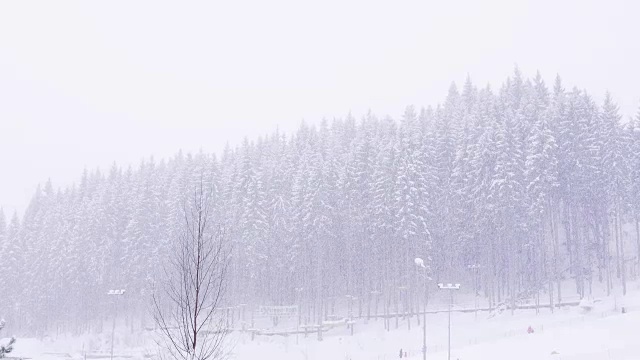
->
579, 297, 594, 313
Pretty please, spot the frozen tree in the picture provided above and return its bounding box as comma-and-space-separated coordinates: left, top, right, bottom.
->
0, 208, 5, 258
152, 179, 230, 360
629, 106, 640, 266
8, 69, 640, 335
0, 319, 15, 358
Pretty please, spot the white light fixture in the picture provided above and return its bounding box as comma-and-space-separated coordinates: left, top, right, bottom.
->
437, 283, 461, 290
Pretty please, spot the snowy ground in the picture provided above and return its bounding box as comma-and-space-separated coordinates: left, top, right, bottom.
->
8, 282, 640, 360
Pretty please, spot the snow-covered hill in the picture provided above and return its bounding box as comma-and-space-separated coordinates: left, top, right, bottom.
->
9, 282, 640, 360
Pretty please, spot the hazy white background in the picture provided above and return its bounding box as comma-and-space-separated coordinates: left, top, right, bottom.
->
1, 0, 639, 216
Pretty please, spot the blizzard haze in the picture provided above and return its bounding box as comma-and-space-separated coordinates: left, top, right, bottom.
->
1, 0, 639, 215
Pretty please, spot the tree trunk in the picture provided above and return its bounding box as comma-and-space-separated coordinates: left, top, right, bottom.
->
550, 202, 562, 307
619, 201, 626, 295
614, 206, 621, 278
507, 213, 516, 315
636, 212, 640, 277
315, 233, 323, 341
574, 208, 584, 299
604, 215, 612, 296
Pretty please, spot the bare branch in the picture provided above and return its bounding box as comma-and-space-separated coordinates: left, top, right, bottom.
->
152, 177, 230, 360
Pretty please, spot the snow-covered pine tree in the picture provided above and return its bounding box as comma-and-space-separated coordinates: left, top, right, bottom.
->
629, 105, 640, 266
7, 69, 640, 333
0, 208, 5, 259
0, 319, 16, 358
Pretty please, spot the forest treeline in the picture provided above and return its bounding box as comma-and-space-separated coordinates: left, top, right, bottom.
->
1, 69, 640, 335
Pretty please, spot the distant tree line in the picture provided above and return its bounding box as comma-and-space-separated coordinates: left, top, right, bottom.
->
1, 68, 639, 335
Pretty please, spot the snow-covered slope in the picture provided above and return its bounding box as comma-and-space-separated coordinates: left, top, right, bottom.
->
9, 283, 640, 360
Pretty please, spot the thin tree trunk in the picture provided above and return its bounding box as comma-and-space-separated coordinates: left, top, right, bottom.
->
635, 212, 640, 277
489, 227, 496, 310
574, 208, 584, 299
507, 213, 516, 315
619, 201, 627, 295
394, 286, 399, 329
604, 215, 612, 296
584, 220, 593, 297
563, 207, 573, 280
315, 233, 323, 341
615, 206, 621, 278
550, 202, 562, 307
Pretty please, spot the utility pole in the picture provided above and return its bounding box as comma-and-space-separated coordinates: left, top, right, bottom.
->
107, 289, 126, 360
438, 283, 460, 360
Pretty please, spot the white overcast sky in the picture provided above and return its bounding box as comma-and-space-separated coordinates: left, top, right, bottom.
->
1, 0, 639, 217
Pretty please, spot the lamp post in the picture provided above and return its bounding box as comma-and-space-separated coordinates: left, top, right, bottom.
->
438, 283, 460, 360
414, 258, 428, 360
107, 289, 126, 360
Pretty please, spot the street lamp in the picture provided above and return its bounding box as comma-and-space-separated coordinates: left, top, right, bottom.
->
414, 258, 428, 360
438, 283, 460, 360
107, 289, 126, 360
